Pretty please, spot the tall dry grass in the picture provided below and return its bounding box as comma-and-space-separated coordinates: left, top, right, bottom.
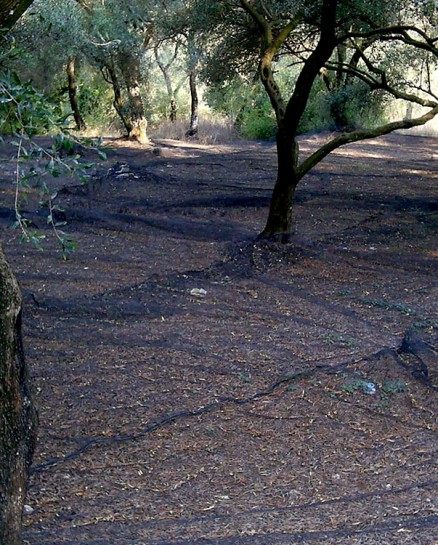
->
150, 118, 239, 144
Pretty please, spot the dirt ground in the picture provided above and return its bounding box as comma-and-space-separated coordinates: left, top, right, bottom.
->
0, 132, 437, 544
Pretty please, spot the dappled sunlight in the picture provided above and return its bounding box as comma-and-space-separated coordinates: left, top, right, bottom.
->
400, 168, 438, 178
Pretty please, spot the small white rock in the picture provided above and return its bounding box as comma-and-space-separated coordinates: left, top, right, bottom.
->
190, 288, 207, 297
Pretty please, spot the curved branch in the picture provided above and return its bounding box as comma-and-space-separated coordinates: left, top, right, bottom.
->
285, 0, 338, 132
239, 0, 271, 40
297, 105, 438, 180
338, 26, 438, 55
0, 0, 34, 31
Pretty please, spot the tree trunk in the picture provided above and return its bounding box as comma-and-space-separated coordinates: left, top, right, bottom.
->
66, 57, 86, 131
0, 0, 34, 33
103, 61, 131, 135
119, 53, 148, 145
260, 130, 299, 241
125, 83, 148, 144
185, 69, 199, 137
0, 244, 37, 545
169, 99, 177, 122
154, 46, 178, 123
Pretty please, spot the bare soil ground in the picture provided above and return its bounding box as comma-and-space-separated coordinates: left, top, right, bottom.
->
0, 132, 437, 544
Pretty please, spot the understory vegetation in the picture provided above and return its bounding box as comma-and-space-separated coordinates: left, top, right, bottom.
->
0, 56, 391, 142
2, 0, 425, 142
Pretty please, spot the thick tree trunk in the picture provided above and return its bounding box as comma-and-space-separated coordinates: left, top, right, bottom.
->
260, 130, 299, 241
0, 0, 33, 33
0, 244, 37, 545
119, 53, 148, 145
125, 83, 148, 144
103, 55, 148, 144
185, 69, 199, 137
66, 57, 86, 131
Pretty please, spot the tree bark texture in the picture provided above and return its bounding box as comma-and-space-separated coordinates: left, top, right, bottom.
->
66, 57, 86, 131
186, 69, 199, 137
0, 0, 33, 32
260, 131, 299, 240
0, 244, 37, 545
103, 61, 130, 134
169, 99, 177, 122
119, 53, 149, 144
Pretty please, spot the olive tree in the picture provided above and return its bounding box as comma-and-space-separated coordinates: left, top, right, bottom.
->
198, 0, 438, 240
0, 247, 37, 545
1, 3, 38, 544
9, 0, 152, 142
76, 0, 152, 143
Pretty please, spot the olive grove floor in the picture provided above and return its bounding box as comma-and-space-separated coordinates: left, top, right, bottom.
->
0, 132, 437, 544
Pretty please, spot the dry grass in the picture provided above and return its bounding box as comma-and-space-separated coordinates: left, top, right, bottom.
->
151, 117, 239, 144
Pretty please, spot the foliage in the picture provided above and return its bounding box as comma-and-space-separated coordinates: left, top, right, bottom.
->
0, 69, 98, 258
382, 379, 408, 395
77, 78, 115, 127
306, 81, 388, 133
238, 101, 276, 140
206, 80, 276, 140
5, 0, 86, 88
0, 72, 62, 135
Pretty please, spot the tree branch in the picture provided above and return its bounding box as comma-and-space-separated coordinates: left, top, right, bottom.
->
338, 25, 438, 56
239, 0, 271, 41
297, 105, 438, 180
0, 0, 34, 32
285, 0, 338, 132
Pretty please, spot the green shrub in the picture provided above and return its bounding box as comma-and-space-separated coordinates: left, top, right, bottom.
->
239, 106, 276, 140
77, 80, 115, 130
297, 80, 389, 134
323, 82, 388, 130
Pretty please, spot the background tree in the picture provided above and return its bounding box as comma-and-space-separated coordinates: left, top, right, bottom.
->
76, 0, 153, 143
185, 31, 200, 137
3, 0, 92, 130
154, 40, 185, 122
8, 0, 152, 142
67, 56, 87, 130
196, 0, 438, 240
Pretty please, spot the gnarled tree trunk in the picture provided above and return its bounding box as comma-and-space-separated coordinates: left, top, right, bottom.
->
0, 244, 37, 545
102, 60, 130, 135
154, 44, 180, 123
102, 53, 148, 144
67, 57, 86, 131
119, 52, 149, 145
